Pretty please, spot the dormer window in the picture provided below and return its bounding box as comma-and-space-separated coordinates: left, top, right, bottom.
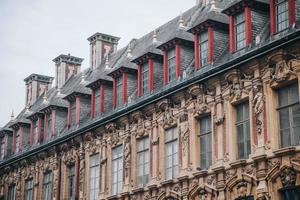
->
270, 0, 295, 35
116, 76, 123, 107
199, 32, 209, 67
234, 12, 246, 51
141, 63, 149, 95
167, 49, 176, 82
276, 0, 289, 32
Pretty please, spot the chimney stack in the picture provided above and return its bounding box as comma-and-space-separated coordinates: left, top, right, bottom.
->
87, 33, 120, 70
53, 54, 84, 90
24, 74, 53, 106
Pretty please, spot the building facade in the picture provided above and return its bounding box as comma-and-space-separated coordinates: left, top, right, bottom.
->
1, 0, 300, 200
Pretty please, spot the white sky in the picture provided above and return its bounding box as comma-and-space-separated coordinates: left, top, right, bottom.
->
0, 0, 195, 126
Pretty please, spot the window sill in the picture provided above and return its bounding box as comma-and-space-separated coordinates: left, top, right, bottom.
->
273, 146, 296, 156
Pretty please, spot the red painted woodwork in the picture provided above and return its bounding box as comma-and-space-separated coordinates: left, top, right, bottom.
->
288, 0, 296, 26
113, 78, 117, 108
270, 0, 276, 35
37, 116, 42, 143
175, 44, 181, 78
19, 127, 23, 151
75, 96, 80, 125
67, 102, 72, 128
30, 121, 34, 146
137, 65, 142, 96
163, 51, 168, 85
229, 16, 235, 53
91, 90, 95, 118
44, 114, 48, 141
12, 130, 16, 153
100, 84, 105, 113
194, 34, 200, 69
52, 109, 56, 137
245, 7, 252, 46
148, 58, 154, 92
208, 27, 214, 63
122, 73, 128, 104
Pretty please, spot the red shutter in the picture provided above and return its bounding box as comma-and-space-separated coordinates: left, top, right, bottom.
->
163, 51, 168, 85
175, 44, 181, 79
137, 65, 142, 97
122, 73, 127, 104
270, 0, 276, 35
30, 121, 34, 146
91, 89, 95, 118
148, 58, 154, 92
288, 0, 296, 26
37, 116, 42, 143
208, 27, 214, 63
229, 15, 235, 53
113, 78, 117, 108
194, 34, 200, 70
67, 102, 71, 128
100, 84, 105, 113
52, 109, 56, 137
19, 127, 23, 151
245, 7, 252, 46
12, 130, 16, 154
75, 96, 80, 125
44, 114, 48, 141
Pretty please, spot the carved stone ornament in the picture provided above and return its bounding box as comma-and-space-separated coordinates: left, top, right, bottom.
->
270, 59, 296, 84
252, 82, 264, 135
180, 123, 190, 156
163, 106, 177, 129
224, 70, 250, 102
214, 115, 225, 126
280, 168, 297, 187
62, 149, 77, 166
124, 135, 131, 177
236, 181, 248, 197
194, 94, 210, 117
198, 188, 208, 200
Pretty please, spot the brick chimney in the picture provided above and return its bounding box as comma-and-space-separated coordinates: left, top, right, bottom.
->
87, 33, 120, 70
53, 54, 84, 90
24, 74, 53, 106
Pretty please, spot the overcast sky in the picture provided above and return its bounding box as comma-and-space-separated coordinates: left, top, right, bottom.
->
0, 0, 195, 126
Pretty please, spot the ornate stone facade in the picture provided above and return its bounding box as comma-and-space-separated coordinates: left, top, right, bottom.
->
0, 48, 300, 200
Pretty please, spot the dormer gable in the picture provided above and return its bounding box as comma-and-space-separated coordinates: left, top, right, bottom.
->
188, 10, 229, 69
222, 0, 269, 53
131, 47, 163, 97
108, 66, 137, 108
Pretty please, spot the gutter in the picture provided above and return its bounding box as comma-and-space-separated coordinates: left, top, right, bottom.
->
1, 29, 300, 168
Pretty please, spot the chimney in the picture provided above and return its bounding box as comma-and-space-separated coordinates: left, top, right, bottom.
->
53, 54, 84, 90
24, 74, 53, 106
87, 33, 120, 70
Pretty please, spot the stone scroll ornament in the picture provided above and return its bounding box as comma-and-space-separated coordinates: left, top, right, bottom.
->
252, 83, 264, 135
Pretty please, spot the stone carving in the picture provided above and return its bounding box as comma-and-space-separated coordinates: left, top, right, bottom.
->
236, 181, 248, 197
124, 136, 131, 177
214, 115, 225, 126
163, 106, 177, 129
280, 168, 297, 187
270, 59, 296, 84
144, 191, 151, 200
252, 83, 264, 135
62, 149, 77, 166
194, 94, 210, 116
180, 124, 190, 156
206, 175, 215, 186
198, 188, 207, 200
